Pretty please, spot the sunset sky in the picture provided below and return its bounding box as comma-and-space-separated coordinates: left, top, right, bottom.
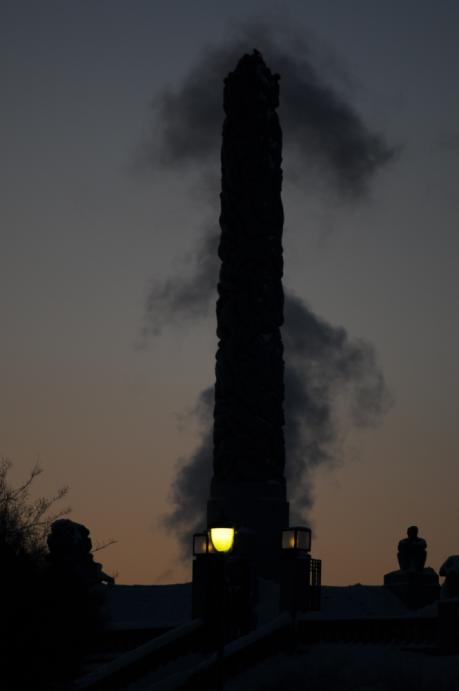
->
2, 0, 459, 585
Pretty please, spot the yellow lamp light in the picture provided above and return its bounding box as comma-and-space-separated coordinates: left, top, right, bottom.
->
209, 527, 235, 553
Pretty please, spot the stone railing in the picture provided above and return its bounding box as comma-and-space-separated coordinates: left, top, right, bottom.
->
298, 615, 437, 646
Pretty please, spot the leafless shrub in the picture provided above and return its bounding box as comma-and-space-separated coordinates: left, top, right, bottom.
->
0, 457, 70, 560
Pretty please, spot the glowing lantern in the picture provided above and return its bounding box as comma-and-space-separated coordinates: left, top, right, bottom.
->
209, 526, 235, 553
282, 526, 311, 553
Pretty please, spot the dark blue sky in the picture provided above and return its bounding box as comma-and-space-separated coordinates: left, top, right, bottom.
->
2, 0, 459, 584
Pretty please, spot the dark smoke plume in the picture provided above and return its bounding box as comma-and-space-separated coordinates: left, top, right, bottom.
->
144, 20, 395, 338
282, 294, 390, 523
146, 20, 394, 196
162, 388, 213, 547
143, 227, 218, 337
164, 294, 391, 554
144, 21, 394, 551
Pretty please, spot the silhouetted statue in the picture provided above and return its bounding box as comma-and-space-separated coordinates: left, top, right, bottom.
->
47, 518, 114, 587
42, 520, 114, 682
384, 525, 439, 609
439, 555, 459, 598
207, 51, 289, 579
397, 525, 427, 571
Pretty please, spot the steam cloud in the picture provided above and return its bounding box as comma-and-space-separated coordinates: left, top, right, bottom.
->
144, 227, 219, 336
144, 21, 394, 552
164, 295, 390, 553
146, 20, 394, 195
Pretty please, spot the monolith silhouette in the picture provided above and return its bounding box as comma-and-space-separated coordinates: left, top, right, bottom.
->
207, 51, 289, 579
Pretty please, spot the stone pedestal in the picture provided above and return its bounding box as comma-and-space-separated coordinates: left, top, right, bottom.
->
207, 479, 289, 581
192, 551, 257, 643
438, 599, 459, 652
384, 567, 440, 609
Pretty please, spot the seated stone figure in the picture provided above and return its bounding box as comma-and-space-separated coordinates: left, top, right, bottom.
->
385, 525, 439, 609
397, 525, 427, 572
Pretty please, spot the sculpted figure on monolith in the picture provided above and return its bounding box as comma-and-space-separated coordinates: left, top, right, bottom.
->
207, 51, 289, 579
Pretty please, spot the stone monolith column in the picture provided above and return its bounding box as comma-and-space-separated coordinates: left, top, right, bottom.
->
207, 51, 289, 580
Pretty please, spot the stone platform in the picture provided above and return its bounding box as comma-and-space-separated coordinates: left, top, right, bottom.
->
384, 568, 440, 609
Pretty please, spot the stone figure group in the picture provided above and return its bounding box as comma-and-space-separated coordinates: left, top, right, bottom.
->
390, 525, 459, 602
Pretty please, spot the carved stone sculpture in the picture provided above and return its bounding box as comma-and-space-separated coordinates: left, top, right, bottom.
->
213, 50, 285, 482
384, 525, 439, 609
397, 525, 427, 571
43, 519, 114, 675
439, 555, 459, 598
47, 518, 114, 588
207, 51, 289, 579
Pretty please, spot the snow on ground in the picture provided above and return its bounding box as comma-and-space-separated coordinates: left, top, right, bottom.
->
226, 644, 459, 691
105, 583, 457, 691
304, 584, 427, 619
106, 583, 192, 627
119, 651, 208, 690
106, 581, 430, 629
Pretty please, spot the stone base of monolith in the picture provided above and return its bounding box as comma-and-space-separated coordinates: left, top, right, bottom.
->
207, 479, 289, 581
192, 550, 257, 643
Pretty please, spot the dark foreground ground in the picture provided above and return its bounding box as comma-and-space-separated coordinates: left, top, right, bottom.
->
104, 583, 458, 691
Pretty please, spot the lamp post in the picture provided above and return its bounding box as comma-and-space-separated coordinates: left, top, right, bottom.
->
209, 524, 235, 691
280, 526, 313, 650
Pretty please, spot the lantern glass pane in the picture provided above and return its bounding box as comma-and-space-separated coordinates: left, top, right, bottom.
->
193, 533, 208, 555
297, 529, 311, 551
209, 527, 235, 553
282, 529, 296, 550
